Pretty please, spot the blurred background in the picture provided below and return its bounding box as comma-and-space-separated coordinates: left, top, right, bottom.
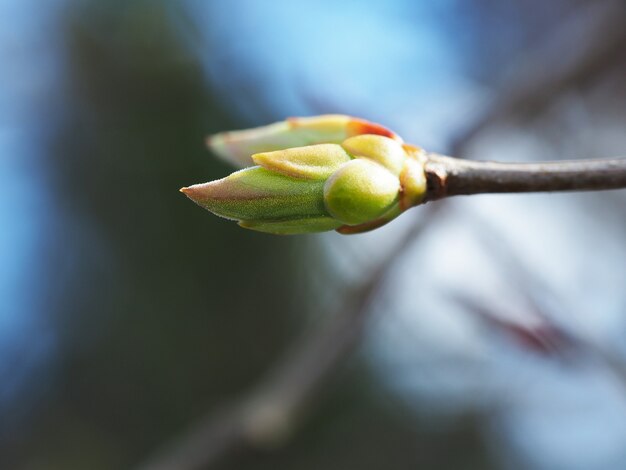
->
1, 0, 626, 468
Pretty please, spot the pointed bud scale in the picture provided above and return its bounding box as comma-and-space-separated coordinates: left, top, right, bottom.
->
399, 156, 427, 210
252, 144, 351, 180
181, 167, 326, 222
207, 115, 401, 168
239, 216, 342, 235
184, 116, 428, 235
341, 134, 406, 175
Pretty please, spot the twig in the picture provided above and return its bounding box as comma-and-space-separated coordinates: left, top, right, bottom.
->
424, 155, 626, 201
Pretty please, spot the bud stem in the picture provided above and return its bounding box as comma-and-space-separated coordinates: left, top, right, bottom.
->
423, 154, 626, 201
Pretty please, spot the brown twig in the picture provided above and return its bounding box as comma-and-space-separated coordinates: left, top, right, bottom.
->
423, 154, 626, 201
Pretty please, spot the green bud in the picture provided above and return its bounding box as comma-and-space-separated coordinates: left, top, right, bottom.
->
184, 116, 428, 235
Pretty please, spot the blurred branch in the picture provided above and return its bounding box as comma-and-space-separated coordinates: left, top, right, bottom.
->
137, 206, 440, 470
423, 155, 626, 201
459, 211, 626, 389
449, 290, 575, 358
450, 0, 626, 156
451, 285, 626, 395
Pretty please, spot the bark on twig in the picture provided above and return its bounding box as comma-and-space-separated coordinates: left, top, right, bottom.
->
424, 155, 626, 201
